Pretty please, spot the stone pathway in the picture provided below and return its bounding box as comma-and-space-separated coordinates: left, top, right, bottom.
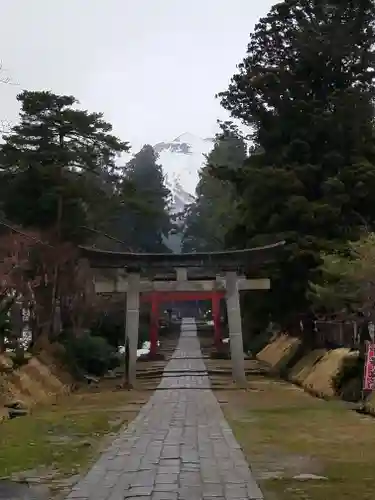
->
66, 319, 263, 500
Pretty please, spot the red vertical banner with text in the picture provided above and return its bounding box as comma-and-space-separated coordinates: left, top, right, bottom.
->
363, 342, 375, 391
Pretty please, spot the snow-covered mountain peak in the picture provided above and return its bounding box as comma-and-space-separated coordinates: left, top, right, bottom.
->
155, 133, 214, 213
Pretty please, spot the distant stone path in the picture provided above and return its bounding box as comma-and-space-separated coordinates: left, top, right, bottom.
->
66, 319, 263, 500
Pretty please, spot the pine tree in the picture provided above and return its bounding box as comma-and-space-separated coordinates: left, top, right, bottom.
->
0, 90, 128, 243
216, 0, 375, 326
110, 145, 172, 252
182, 123, 247, 251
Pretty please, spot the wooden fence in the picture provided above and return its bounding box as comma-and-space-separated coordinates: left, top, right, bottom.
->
303, 319, 375, 349
313, 320, 359, 348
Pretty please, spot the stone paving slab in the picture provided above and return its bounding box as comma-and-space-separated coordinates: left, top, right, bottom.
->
66, 319, 263, 500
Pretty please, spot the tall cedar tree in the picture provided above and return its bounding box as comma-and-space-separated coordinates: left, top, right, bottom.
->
0, 90, 128, 243
182, 122, 247, 252
110, 145, 172, 252
216, 0, 375, 327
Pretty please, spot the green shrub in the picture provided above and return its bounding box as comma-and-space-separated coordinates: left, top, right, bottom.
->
90, 313, 124, 349
333, 353, 364, 395
91, 310, 150, 350
62, 331, 120, 378
340, 376, 363, 402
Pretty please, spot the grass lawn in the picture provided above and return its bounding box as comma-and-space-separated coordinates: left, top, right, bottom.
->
217, 377, 375, 500
0, 388, 149, 497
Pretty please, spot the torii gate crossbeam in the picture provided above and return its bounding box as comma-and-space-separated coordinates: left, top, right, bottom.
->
81, 241, 285, 387
95, 274, 271, 358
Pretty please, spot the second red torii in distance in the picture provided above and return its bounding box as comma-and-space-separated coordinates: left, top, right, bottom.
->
141, 290, 224, 356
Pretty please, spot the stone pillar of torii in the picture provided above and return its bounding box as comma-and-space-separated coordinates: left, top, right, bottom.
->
93, 268, 270, 388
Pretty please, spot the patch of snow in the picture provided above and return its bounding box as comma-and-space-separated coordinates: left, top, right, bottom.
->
293, 474, 328, 481
119, 340, 160, 358
137, 347, 149, 357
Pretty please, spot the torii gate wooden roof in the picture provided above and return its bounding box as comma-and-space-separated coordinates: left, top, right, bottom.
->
79, 241, 285, 273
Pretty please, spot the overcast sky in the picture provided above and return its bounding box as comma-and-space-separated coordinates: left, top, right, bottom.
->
1, 0, 275, 152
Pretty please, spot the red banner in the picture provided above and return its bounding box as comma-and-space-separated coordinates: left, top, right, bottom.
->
363, 343, 375, 391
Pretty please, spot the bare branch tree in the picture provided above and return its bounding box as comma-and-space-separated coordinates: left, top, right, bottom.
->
0, 61, 18, 134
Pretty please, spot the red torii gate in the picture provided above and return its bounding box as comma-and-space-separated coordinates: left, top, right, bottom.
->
141, 290, 224, 356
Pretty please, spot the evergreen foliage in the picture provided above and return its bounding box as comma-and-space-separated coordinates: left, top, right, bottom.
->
212, 0, 375, 326
109, 145, 172, 252
182, 122, 247, 252
0, 90, 129, 243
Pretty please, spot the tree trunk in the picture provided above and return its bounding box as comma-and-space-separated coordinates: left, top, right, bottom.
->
10, 300, 23, 342
32, 284, 54, 352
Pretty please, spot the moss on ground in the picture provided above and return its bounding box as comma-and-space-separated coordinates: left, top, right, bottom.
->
217, 377, 375, 500
0, 389, 148, 492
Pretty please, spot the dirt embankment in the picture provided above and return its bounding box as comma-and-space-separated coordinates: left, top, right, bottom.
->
0, 351, 73, 422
